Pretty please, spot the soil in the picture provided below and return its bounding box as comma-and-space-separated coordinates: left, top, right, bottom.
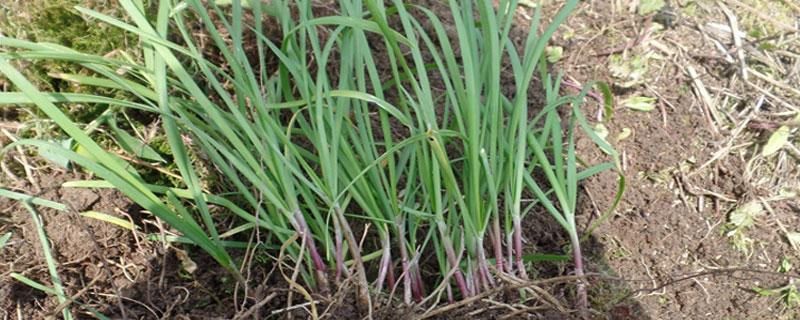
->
0, 170, 296, 319
560, 1, 800, 319
2, 1, 799, 319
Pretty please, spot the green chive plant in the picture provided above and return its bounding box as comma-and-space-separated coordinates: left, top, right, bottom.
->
0, 0, 622, 311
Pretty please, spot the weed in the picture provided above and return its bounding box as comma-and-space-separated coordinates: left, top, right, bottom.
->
0, 0, 622, 313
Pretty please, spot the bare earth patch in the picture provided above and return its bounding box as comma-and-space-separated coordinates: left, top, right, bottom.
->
559, 1, 799, 318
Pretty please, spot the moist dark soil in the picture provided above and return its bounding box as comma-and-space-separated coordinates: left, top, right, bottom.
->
2, 1, 799, 319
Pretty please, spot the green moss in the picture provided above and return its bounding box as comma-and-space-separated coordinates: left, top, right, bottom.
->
37, 6, 115, 51
2, 1, 222, 192
2, 0, 133, 54
0, 0, 136, 124
0, 2, 184, 183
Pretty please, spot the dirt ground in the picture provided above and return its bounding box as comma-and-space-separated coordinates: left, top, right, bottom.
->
562, 1, 800, 319
1, 0, 799, 319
